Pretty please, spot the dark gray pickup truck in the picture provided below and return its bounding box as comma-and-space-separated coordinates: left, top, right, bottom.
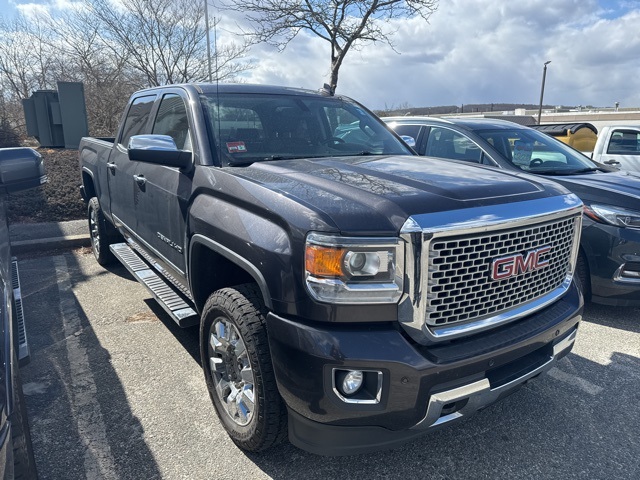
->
80, 84, 584, 455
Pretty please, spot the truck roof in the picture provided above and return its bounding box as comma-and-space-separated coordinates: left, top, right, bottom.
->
135, 83, 337, 98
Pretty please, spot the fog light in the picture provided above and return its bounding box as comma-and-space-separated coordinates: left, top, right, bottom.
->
342, 370, 364, 395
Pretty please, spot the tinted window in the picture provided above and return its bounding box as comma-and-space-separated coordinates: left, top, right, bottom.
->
392, 124, 422, 141
425, 127, 483, 163
202, 93, 411, 165
607, 130, 640, 155
152, 94, 192, 150
119, 95, 156, 147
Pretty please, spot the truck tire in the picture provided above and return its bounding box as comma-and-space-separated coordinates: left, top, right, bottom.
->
11, 360, 38, 479
88, 197, 117, 266
200, 284, 287, 452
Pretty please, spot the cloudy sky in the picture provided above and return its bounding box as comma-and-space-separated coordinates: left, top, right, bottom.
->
3, 0, 639, 110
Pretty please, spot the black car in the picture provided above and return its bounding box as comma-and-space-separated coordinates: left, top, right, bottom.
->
385, 116, 640, 306
0, 147, 43, 478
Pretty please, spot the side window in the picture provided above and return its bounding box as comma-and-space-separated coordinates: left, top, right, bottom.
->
607, 131, 640, 155
393, 124, 422, 143
152, 94, 191, 150
426, 127, 482, 162
119, 95, 156, 148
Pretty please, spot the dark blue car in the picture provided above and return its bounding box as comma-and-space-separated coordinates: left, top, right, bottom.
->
386, 116, 640, 306
0, 147, 43, 479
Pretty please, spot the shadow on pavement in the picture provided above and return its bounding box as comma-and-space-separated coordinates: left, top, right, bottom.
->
581, 302, 640, 334
18, 252, 162, 480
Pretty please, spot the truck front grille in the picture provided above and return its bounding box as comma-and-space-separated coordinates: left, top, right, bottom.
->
426, 215, 577, 327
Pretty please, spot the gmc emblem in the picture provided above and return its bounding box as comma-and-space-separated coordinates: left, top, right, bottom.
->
491, 246, 552, 281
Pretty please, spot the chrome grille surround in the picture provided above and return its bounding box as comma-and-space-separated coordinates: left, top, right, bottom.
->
398, 194, 583, 344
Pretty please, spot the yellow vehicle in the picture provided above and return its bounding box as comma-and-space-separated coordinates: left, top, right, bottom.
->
531, 123, 597, 153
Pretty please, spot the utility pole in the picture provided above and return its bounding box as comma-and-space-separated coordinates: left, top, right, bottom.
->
537, 60, 551, 125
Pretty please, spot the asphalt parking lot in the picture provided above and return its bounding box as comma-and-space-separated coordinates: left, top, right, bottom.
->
17, 249, 640, 480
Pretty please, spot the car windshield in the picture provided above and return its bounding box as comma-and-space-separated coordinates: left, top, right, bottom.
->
475, 127, 599, 174
201, 93, 412, 166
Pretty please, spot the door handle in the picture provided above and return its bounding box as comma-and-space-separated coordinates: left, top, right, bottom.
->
133, 174, 146, 186
604, 159, 620, 165
107, 162, 117, 173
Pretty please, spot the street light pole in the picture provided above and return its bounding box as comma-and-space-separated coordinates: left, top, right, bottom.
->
537, 60, 551, 125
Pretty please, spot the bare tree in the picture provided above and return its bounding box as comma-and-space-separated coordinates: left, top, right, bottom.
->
224, 0, 438, 92
43, 8, 144, 135
0, 14, 57, 100
0, 0, 255, 139
86, 0, 252, 86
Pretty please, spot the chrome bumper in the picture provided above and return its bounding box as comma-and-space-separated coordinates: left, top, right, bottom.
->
413, 326, 578, 430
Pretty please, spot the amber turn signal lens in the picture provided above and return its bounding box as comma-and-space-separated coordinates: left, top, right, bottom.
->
305, 245, 345, 277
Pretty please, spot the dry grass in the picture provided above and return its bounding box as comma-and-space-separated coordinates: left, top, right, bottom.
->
8, 148, 86, 223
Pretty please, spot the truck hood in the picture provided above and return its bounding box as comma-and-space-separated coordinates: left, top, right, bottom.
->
234, 155, 569, 234
549, 169, 640, 210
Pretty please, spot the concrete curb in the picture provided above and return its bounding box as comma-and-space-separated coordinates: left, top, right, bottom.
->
12, 234, 91, 254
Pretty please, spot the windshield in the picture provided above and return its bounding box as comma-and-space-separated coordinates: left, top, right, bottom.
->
475, 127, 599, 174
201, 93, 412, 165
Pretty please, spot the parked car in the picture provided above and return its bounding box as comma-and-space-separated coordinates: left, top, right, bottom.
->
590, 125, 640, 172
385, 116, 640, 306
0, 147, 42, 478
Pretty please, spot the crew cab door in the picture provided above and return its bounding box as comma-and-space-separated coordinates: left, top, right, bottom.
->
598, 128, 640, 173
108, 94, 157, 235
132, 92, 193, 282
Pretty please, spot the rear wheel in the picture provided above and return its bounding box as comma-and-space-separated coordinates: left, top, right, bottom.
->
88, 197, 118, 265
200, 284, 287, 451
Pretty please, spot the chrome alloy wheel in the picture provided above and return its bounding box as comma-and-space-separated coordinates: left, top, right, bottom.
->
89, 206, 100, 256
208, 317, 255, 426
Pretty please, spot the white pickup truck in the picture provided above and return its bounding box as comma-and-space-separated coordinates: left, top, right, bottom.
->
591, 125, 640, 172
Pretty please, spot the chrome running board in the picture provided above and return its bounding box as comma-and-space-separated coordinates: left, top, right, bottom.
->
110, 243, 198, 327
12, 258, 30, 365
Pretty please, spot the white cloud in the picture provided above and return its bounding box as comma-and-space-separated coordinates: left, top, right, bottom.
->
237, 0, 640, 110
3, 0, 638, 110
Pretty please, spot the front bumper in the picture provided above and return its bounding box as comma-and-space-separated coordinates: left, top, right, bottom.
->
266, 282, 582, 455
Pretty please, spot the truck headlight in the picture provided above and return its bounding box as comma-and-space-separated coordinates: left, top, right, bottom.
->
304, 232, 404, 304
584, 204, 640, 228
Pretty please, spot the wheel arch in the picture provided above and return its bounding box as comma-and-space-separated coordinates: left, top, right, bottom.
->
81, 167, 96, 201
189, 234, 273, 313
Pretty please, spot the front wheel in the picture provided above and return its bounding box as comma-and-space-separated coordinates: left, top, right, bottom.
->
200, 284, 287, 452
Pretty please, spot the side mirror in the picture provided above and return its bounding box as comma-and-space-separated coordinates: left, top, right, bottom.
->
0, 147, 47, 194
128, 135, 192, 169
400, 135, 416, 148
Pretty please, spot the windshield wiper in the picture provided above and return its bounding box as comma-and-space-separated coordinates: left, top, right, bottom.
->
534, 168, 598, 176
568, 167, 606, 174
343, 151, 377, 156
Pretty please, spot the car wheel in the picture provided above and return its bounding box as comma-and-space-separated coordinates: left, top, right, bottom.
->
576, 252, 591, 302
11, 361, 38, 479
200, 284, 287, 452
88, 197, 118, 266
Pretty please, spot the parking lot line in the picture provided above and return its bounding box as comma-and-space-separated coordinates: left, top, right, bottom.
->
54, 255, 118, 480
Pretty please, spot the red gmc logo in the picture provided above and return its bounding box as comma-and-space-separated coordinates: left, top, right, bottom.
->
491, 246, 552, 281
